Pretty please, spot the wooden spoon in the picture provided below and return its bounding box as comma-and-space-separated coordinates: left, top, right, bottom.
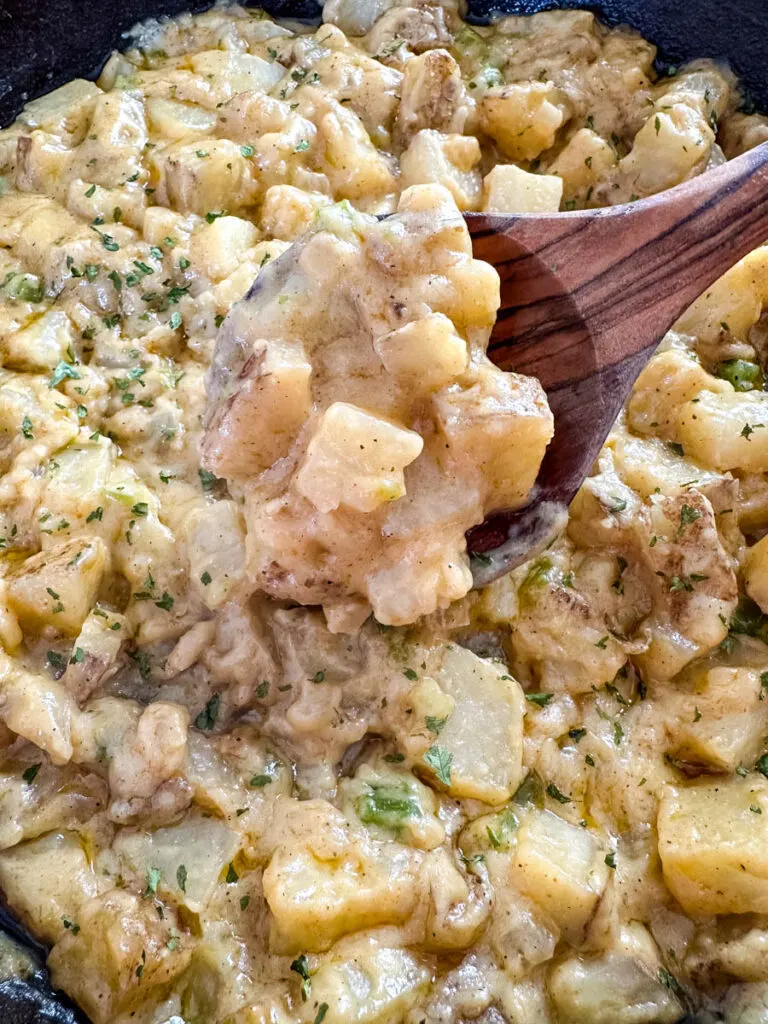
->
466, 140, 768, 587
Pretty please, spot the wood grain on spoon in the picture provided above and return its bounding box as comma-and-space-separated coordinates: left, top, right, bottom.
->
466, 140, 768, 586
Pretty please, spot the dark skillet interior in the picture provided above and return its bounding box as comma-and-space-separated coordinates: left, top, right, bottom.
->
0, 0, 767, 1020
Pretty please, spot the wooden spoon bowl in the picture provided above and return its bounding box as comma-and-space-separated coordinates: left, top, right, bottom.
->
466, 141, 768, 585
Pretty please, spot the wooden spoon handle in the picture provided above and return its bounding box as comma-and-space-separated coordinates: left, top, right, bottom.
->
466, 141, 768, 567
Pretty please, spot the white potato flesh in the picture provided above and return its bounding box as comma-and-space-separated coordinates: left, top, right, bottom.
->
373, 313, 467, 390
675, 390, 768, 473
667, 668, 768, 773
184, 499, 247, 609
658, 779, 768, 916
114, 815, 240, 913
189, 215, 259, 282
481, 82, 566, 161
263, 829, 420, 953
0, 831, 102, 943
0, 665, 78, 764
744, 534, 768, 613
302, 945, 431, 1024
510, 809, 609, 942
296, 403, 424, 513
549, 953, 682, 1023
2, 309, 74, 371
399, 131, 482, 211
203, 338, 313, 479
483, 164, 563, 214
7, 536, 108, 636
426, 644, 525, 804
146, 97, 217, 140
18, 79, 102, 133
189, 50, 285, 95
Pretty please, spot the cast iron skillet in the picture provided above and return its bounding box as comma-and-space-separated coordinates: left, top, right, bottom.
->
0, 0, 766, 1020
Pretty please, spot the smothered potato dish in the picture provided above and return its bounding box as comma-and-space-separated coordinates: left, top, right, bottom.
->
0, 3, 767, 1022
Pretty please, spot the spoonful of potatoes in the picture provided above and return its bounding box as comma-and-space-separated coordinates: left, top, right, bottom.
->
202, 142, 768, 627
465, 138, 768, 585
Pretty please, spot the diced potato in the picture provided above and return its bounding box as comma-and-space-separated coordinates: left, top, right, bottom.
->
627, 344, 729, 436
481, 82, 567, 161
63, 608, 129, 703
203, 337, 312, 479
667, 668, 768, 773
189, 215, 259, 281
189, 50, 284, 95
620, 103, 713, 197
400, 131, 482, 211
296, 402, 424, 514
74, 91, 147, 188
263, 818, 420, 952
609, 429, 724, 499
0, 831, 102, 944
658, 778, 768, 916
2, 309, 74, 371
419, 644, 525, 804
7, 536, 108, 636
151, 139, 253, 216
676, 245, 768, 344
676, 390, 768, 473
18, 80, 102, 134
183, 500, 247, 609
48, 888, 192, 1024
723, 982, 768, 1023
260, 185, 332, 241
482, 164, 563, 214
547, 128, 616, 201
0, 661, 78, 764
549, 952, 682, 1023
745, 535, 768, 613
302, 945, 430, 1024
509, 809, 609, 942
317, 99, 398, 200
114, 814, 241, 914
433, 366, 553, 512
43, 441, 114, 516
147, 97, 217, 140
373, 313, 467, 389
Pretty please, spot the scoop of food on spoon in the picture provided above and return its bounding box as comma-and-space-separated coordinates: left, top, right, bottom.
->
205, 140, 768, 598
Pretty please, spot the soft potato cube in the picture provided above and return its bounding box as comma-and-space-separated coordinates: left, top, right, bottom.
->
620, 104, 713, 197
549, 952, 682, 1024
667, 668, 768, 773
151, 139, 252, 216
482, 164, 563, 214
19, 79, 102, 135
48, 889, 191, 1024
43, 441, 114, 517
184, 500, 247, 609
296, 403, 424, 514
744, 534, 768, 613
658, 778, 768, 916
260, 185, 332, 241
433, 366, 553, 511
63, 608, 129, 702
627, 346, 729, 436
263, 834, 419, 953
547, 128, 617, 200
318, 99, 398, 200
7, 536, 108, 636
676, 245, 768, 344
75, 91, 147, 187
424, 644, 525, 805
676, 390, 768, 473
3, 309, 74, 371
400, 131, 482, 211
373, 313, 467, 389
203, 338, 312, 479
509, 810, 609, 942
146, 97, 217, 140
189, 215, 259, 281
302, 945, 430, 1024
481, 82, 566, 161
114, 815, 240, 914
189, 50, 284, 95
0, 663, 78, 764
0, 831, 102, 944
